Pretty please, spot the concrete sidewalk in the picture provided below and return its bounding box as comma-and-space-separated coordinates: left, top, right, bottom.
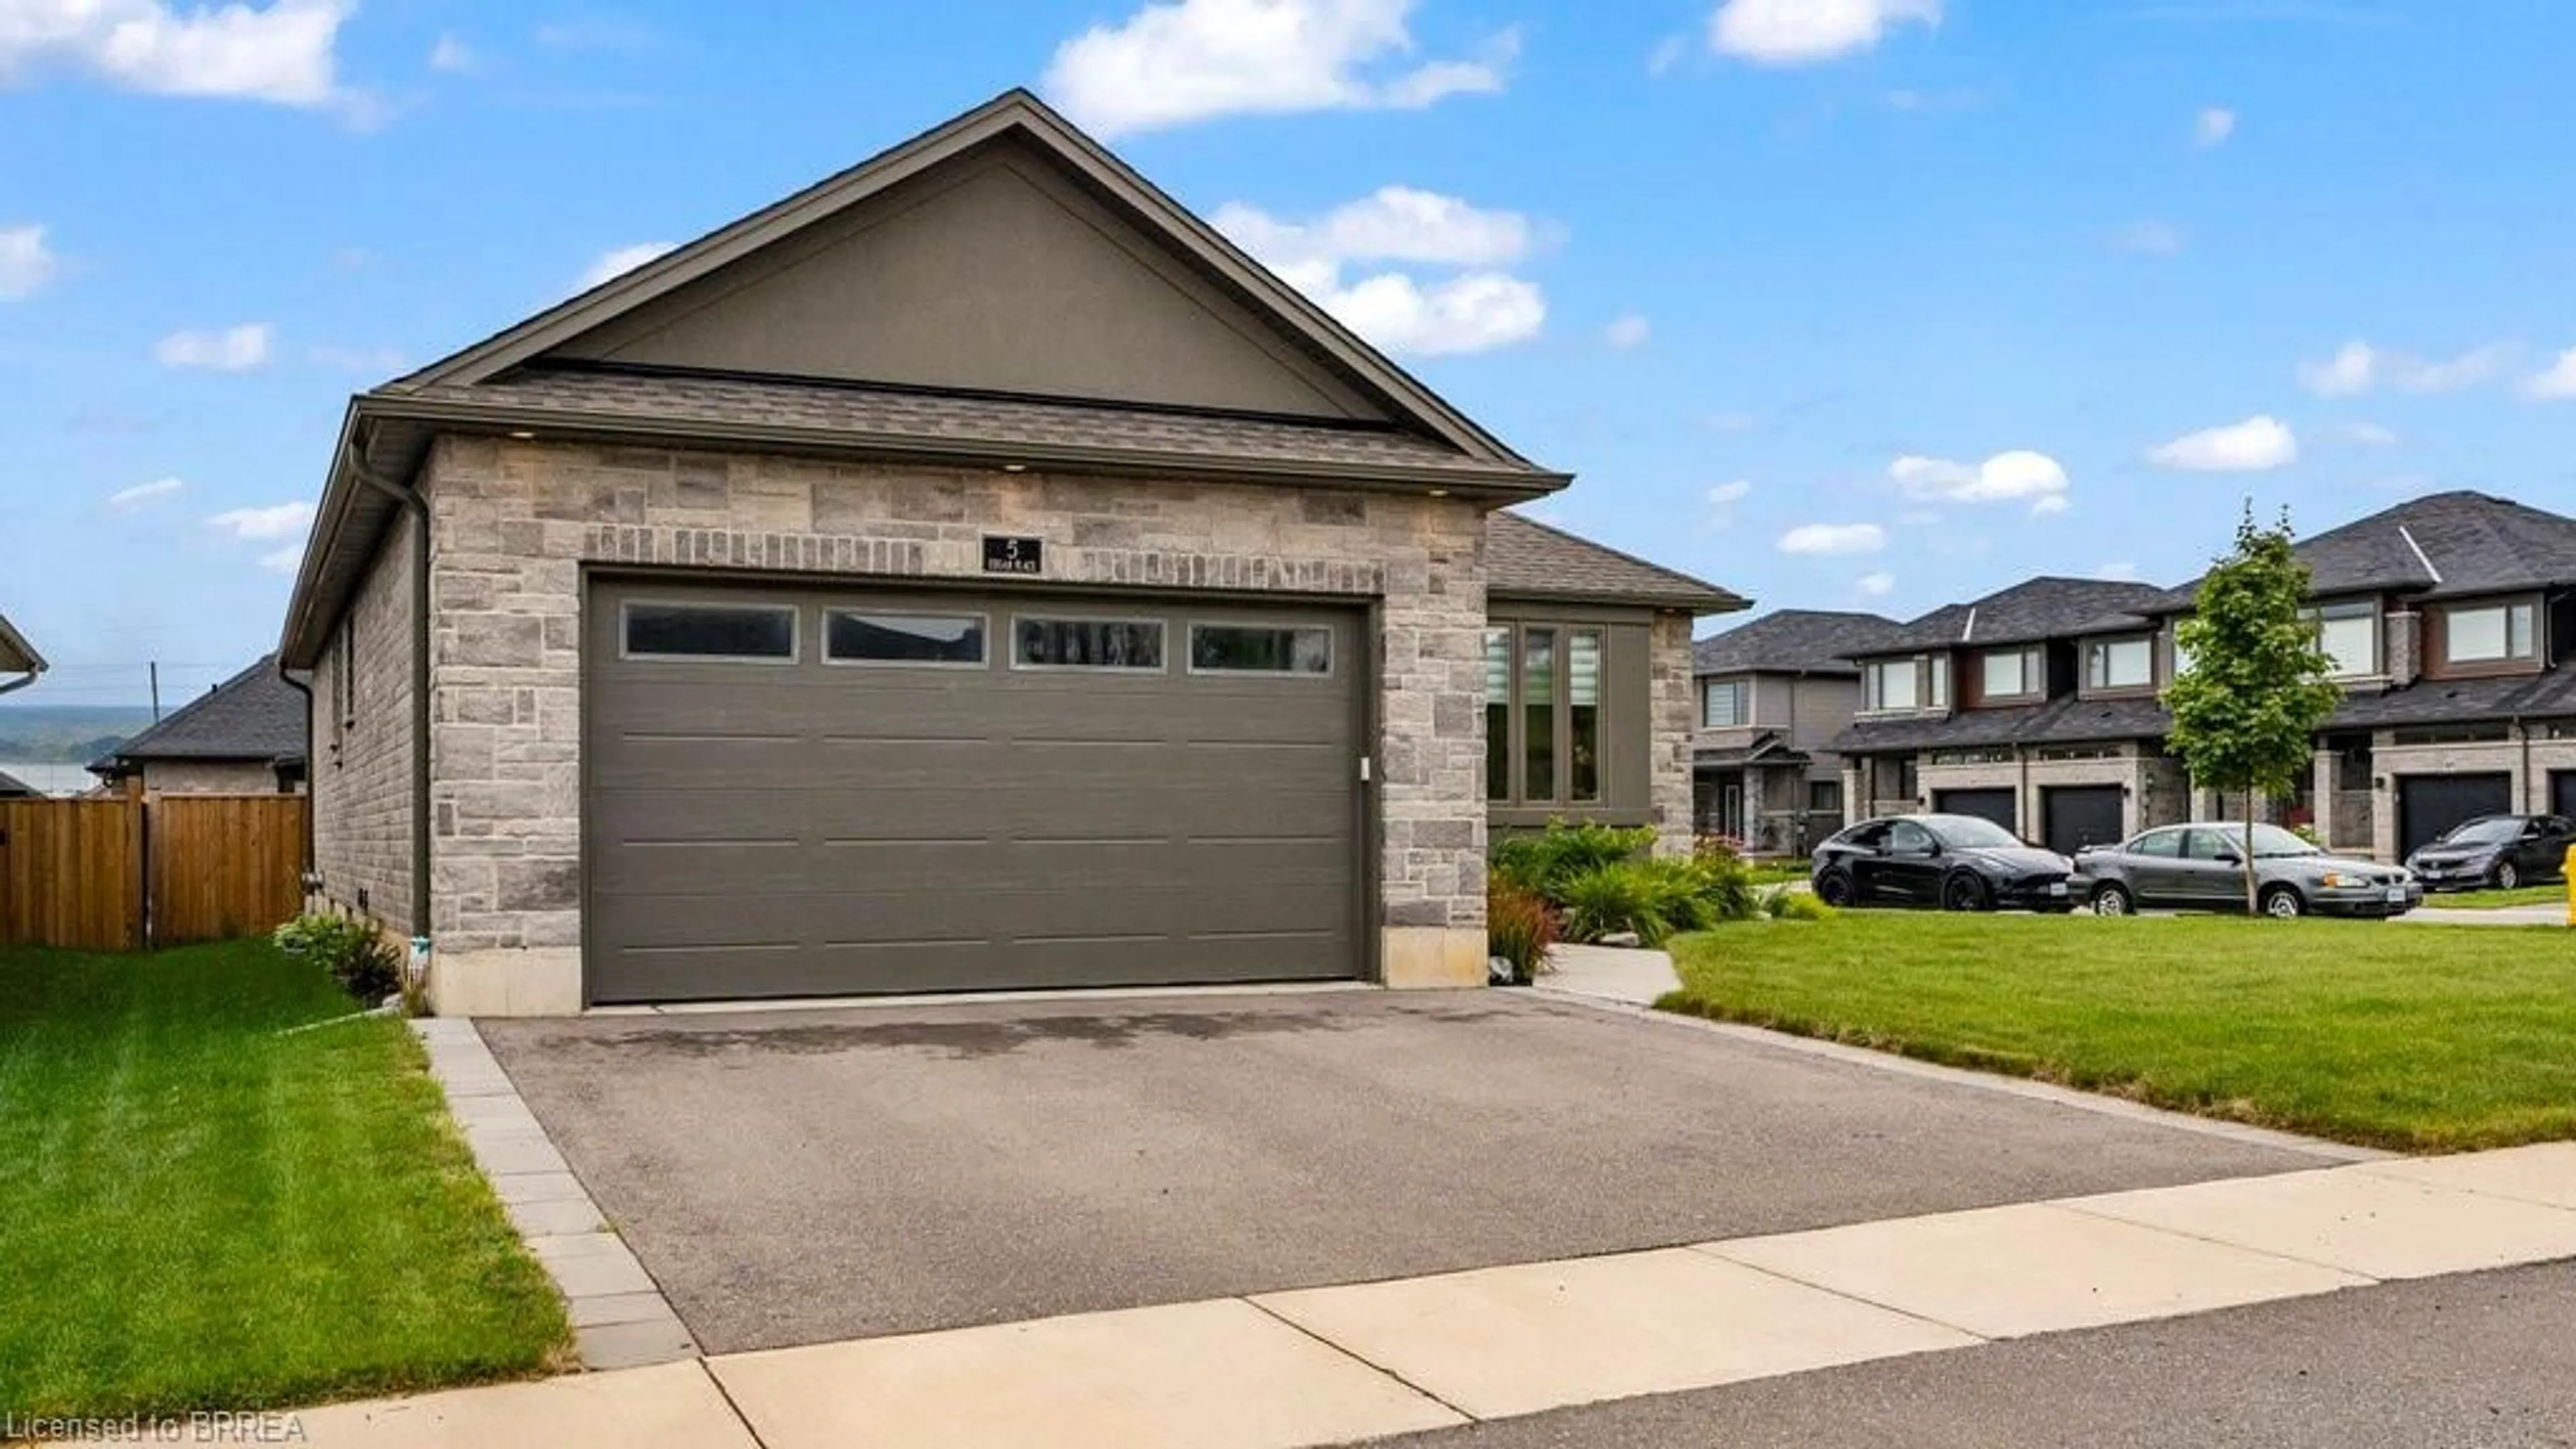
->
297, 1142, 2576, 1448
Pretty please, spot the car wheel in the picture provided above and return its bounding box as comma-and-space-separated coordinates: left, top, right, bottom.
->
1941, 871, 1991, 913
2496, 860, 2520, 891
1814, 870, 1856, 908
2090, 882, 2134, 917
2259, 884, 2306, 919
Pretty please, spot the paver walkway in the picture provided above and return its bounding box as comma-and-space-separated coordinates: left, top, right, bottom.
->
297, 1142, 2576, 1448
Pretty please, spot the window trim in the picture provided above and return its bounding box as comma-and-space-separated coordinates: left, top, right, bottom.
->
2306, 599, 2381, 680
1486, 619, 1611, 809
2084, 634, 2155, 693
1008, 612, 1169, 674
1979, 647, 2034, 702
1702, 677, 1748, 729
821, 608, 991, 670
619, 598, 801, 665
1862, 656, 1923, 713
2437, 600, 2537, 667
1184, 620, 1336, 678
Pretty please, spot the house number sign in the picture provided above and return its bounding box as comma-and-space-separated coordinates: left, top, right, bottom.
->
982, 535, 1044, 576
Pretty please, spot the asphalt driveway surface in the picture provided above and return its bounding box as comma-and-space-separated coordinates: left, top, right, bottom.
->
482, 989, 2335, 1354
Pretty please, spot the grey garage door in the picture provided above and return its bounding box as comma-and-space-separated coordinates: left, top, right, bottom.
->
2042, 786, 2125, 857
2555, 771, 2576, 821
585, 577, 1364, 1003
2396, 773, 2512, 860
1933, 788, 2017, 834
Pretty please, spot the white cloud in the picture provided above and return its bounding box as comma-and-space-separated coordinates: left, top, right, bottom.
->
1707, 480, 1753, 505
107, 476, 184, 511
1710, 0, 1941, 64
205, 500, 313, 540
2147, 415, 2298, 472
1218, 189, 1545, 356
2194, 106, 2236, 147
259, 545, 305, 573
1042, 0, 1513, 138
2333, 420, 2400, 447
2298, 339, 2515, 397
2096, 561, 2139, 581
1889, 449, 2071, 515
2523, 348, 2576, 400
1778, 522, 1888, 555
1603, 313, 1651, 350
0, 0, 353, 107
578, 242, 676, 291
2108, 221, 2186, 256
154, 323, 271, 371
0, 223, 58, 300
429, 34, 475, 73
1856, 570, 1894, 596
1646, 33, 1690, 74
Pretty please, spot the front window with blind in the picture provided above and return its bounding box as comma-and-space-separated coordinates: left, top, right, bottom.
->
2443, 602, 2536, 664
2306, 601, 2379, 679
1485, 621, 1605, 806
1703, 678, 1748, 728
2084, 636, 2153, 691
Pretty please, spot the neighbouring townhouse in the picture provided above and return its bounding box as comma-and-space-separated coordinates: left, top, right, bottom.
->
276, 90, 1742, 1016
1833, 490, 2576, 861
88, 655, 309, 798
1689, 608, 1902, 853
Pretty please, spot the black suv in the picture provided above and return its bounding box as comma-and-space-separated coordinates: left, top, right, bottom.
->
2404, 814, 2575, 892
1811, 814, 2078, 913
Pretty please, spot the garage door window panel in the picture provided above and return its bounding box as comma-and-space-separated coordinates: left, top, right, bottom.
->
621, 602, 798, 662
826, 611, 988, 667
1013, 616, 1165, 671
1189, 623, 1333, 676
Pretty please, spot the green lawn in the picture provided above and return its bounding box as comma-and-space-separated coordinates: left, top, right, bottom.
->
1742, 860, 1813, 886
0, 940, 567, 1416
1662, 913, 2576, 1152
2422, 883, 2569, 911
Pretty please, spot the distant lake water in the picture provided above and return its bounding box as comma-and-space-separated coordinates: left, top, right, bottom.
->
0, 762, 98, 797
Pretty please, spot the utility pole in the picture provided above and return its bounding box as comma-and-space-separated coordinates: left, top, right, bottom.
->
149, 661, 160, 722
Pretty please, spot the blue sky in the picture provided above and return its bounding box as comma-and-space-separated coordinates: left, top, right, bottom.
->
5, 0, 2573, 706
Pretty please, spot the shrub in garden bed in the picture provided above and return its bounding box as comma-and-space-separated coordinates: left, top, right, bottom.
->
1497, 822, 1761, 947
1487, 880, 1558, 984
273, 914, 404, 1004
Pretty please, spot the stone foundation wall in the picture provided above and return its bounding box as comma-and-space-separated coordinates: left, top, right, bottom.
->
420, 437, 1493, 1006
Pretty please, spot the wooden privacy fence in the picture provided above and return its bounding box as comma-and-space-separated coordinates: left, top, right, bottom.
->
0, 794, 307, 952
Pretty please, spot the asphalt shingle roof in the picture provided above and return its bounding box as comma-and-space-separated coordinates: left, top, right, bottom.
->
1868, 578, 2171, 655
2322, 664, 2576, 730
1833, 694, 2178, 754
411, 368, 1548, 482
1487, 511, 1748, 612
1691, 610, 1905, 677
99, 655, 307, 766
0, 770, 36, 797
2149, 491, 2576, 605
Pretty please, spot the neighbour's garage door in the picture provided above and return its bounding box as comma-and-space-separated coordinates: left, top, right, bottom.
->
2041, 786, 2125, 857
1933, 788, 2017, 835
585, 577, 1363, 1004
2396, 773, 2512, 860
2555, 771, 2576, 821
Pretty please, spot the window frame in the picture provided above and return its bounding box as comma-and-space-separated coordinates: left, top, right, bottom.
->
2438, 600, 2537, 667
2306, 600, 2381, 680
1008, 613, 1169, 674
822, 608, 991, 670
1485, 619, 1611, 809
2084, 635, 2155, 692
1184, 621, 1336, 678
1862, 656, 1923, 713
1702, 678, 1749, 729
1979, 647, 2033, 702
619, 598, 801, 665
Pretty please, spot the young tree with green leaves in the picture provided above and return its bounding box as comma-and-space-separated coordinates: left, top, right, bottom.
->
2164, 506, 2344, 915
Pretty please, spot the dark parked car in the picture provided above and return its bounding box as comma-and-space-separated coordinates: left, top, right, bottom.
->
1811, 814, 2078, 913
2404, 814, 2574, 892
2073, 822, 2421, 919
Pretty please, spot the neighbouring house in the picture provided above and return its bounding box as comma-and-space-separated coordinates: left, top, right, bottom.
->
276, 89, 1743, 1016
0, 770, 39, 798
1831, 491, 2576, 860
0, 610, 42, 697
88, 655, 309, 798
1688, 609, 1903, 853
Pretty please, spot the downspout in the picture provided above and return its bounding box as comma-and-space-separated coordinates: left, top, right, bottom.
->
348, 445, 435, 942
276, 663, 317, 879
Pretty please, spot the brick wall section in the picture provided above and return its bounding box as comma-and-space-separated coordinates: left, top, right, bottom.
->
311, 510, 417, 937
1650, 611, 1695, 853
420, 436, 1490, 956
139, 760, 301, 795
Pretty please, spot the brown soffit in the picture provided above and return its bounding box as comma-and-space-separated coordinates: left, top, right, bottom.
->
383, 89, 1528, 469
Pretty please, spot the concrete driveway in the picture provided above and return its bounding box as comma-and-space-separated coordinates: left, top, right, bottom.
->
482, 989, 2339, 1354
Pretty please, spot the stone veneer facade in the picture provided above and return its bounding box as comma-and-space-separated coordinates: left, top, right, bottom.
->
1650, 611, 1697, 854
412, 435, 1503, 1012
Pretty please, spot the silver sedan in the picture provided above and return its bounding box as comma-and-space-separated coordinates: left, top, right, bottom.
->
2071, 822, 2422, 919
